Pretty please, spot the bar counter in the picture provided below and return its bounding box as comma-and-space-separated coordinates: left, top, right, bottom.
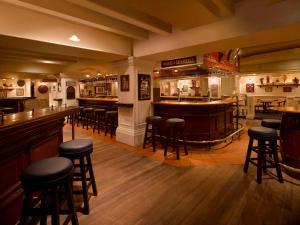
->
78, 97, 118, 110
152, 99, 237, 144
0, 97, 32, 112
0, 106, 79, 225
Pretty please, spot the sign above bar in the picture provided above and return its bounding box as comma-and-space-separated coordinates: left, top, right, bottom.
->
161, 56, 197, 68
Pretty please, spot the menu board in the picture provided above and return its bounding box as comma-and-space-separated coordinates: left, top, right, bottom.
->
138, 74, 151, 100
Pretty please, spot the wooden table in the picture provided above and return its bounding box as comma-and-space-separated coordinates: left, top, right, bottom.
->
272, 107, 300, 177
0, 106, 79, 225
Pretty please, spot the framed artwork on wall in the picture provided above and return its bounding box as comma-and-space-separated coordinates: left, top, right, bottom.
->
120, 75, 129, 92
138, 74, 151, 100
95, 86, 105, 94
246, 83, 254, 93
283, 86, 292, 92
16, 88, 24, 96
265, 86, 272, 92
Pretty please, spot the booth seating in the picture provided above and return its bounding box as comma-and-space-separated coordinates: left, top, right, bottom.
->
164, 118, 188, 160
243, 127, 283, 184
143, 116, 163, 152
20, 157, 78, 225
59, 139, 97, 214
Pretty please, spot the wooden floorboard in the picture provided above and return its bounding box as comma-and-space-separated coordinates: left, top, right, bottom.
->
64, 126, 300, 225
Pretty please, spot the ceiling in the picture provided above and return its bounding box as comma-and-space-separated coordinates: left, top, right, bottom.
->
0, 0, 300, 77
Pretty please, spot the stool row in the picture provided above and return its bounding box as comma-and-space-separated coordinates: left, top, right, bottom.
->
67, 107, 118, 138
143, 116, 188, 160
20, 139, 97, 225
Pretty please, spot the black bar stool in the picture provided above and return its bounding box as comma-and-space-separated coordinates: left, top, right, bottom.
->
104, 111, 118, 138
164, 118, 188, 160
1, 107, 14, 114
59, 139, 97, 215
82, 108, 94, 130
261, 119, 281, 130
20, 157, 78, 225
93, 109, 106, 134
76, 107, 84, 127
243, 127, 283, 184
143, 116, 163, 152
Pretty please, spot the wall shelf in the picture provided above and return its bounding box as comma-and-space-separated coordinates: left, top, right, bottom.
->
257, 83, 299, 88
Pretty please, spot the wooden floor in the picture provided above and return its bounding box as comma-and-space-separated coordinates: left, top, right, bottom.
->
63, 124, 300, 225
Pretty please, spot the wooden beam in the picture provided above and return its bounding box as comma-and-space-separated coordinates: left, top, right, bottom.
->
265, 0, 286, 6
67, 0, 172, 35
198, 0, 234, 18
5, 0, 149, 40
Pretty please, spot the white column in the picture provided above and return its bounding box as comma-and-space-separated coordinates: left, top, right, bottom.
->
116, 57, 154, 146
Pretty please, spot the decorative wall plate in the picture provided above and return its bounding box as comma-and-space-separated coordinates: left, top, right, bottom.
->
17, 79, 25, 87
38, 85, 48, 94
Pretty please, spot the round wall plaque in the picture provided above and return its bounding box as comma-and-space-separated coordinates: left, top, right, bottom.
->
17, 80, 25, 87
38, 85, 48, 94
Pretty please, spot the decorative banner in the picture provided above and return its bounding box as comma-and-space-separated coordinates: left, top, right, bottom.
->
138, 74, 151, 100
161, 56, 197, 68
203, 49, 240, 72
120, 75, 129, 92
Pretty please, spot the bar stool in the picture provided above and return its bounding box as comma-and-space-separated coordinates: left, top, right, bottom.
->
76, 107, 84, 127
143, 116, 163, 152
261, 119, 281, 130
93, 109, 106, 134
164, 118, 188, 160
59, 139, 97, 214
243, 127, 283, 184
20, 157, 78, 225
82, 108, 94, 130
104, 111, 118, 138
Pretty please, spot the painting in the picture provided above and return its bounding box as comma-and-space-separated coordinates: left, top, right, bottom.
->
66, 80, 76, 86
211, 84, 219, 97
246, 83, 254, 93
120, 75, 129, 92
16, 88, 24, 96
138, 74, 151, 100
95, 86, 105, 94
66, 86, 75, 99
265, 86, 272, 92
283, 86, 292, 92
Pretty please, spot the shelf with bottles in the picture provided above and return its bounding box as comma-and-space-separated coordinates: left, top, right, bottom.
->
257, 82, 300, 88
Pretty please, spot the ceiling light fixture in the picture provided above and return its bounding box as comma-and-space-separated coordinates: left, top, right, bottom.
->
69, 34, 80, 42
174, 69, 178, 73
85, 74, 90, 78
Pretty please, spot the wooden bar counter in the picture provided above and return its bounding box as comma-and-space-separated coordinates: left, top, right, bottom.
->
152, 100, 236, 143
0, 106, 79, 225
0, 97, 32, 112
78, 97, 118, 110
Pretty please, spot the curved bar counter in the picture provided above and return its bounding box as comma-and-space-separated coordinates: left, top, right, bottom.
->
153, 100, 239, 144
78, 97, 118, 110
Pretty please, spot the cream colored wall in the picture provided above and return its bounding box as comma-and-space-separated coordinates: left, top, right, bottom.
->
0, 79, 30, 97
56, 78, 79, 107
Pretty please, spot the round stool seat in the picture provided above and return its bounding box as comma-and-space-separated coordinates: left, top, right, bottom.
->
248, 127, 277, 140
166, 118, 185, 127
1, 107, 14, 113
146, 116, 162, 124
261, 119, 281, 130
21, 157, 73, 188
83, 108, 94, 112
59, 139, 93, 156
94, 108, 106, 112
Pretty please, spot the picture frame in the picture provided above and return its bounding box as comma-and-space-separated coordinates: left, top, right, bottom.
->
283, 86, 292, 92
120, 75, 129, 92
95, 86, 105, 94
246, 83, 254, 93
66, 80, 76, 86
265, 86, 272, 92
16, 88, 24, 96
138, 74, 151, 100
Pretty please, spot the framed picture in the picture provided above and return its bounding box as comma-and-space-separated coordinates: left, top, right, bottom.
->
283, 86, 292, 92
211, 84, 219, 97
120, 75, 129, 92
16, 88, 24, 96
95, 86, 105, 94
265, 86, 272, 92
138, 74, 151, 100
66, 86, 75, 99
246, 83, 254, 93
66, 80, 76, 86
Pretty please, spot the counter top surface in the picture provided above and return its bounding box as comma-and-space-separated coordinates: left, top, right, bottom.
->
0, 97, 32, 100
272, 106, 300, 113
0, 106, 79, 129
152, 100, 235, 106
78, 97, 118, 102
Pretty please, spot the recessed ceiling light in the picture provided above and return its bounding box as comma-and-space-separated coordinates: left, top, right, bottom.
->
174, 69, 178, 73
11, 77, 15, 80
69, 34, 80, 42
97, 73, 102, 76
85, 74, 90, 78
